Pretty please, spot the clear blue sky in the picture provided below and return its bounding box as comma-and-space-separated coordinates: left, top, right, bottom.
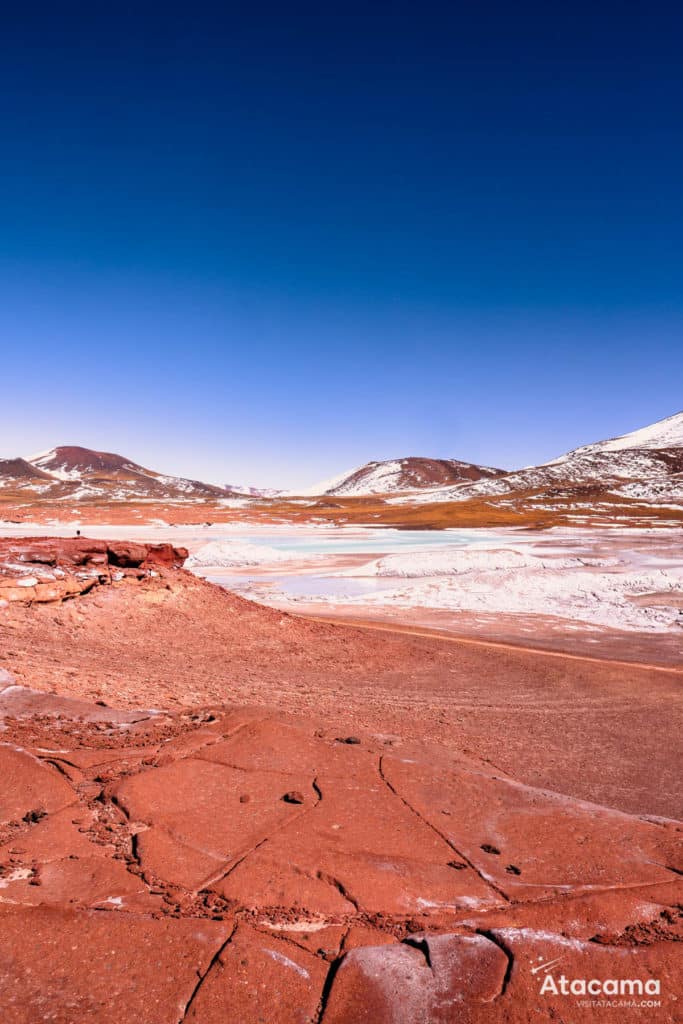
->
1, 3, 681, 488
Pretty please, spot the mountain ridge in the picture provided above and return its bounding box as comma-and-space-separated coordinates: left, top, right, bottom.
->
0, 445, 232, 504
1, 412, 681, 511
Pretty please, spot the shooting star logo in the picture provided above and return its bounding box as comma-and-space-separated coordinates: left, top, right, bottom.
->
530, 955, 566, 975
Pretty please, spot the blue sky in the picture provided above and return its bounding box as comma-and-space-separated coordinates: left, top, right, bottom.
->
1, 4, 681, 488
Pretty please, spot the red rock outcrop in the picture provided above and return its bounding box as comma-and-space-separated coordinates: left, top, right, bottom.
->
0, 537, 187, 605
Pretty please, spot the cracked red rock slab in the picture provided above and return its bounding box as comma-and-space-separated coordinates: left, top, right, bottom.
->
0, 905, 231, 1023
456, 880, 683, 944
322, 927, 681, 1022
47, 745, 160, 771
112, 757, 316, 890
0, 684, 159, 724
198, 717, 375, 777
481, 928, 679, 1022
0, 745, 76, 822
218, 759, 502, 917
381, 754, 681, 900
184, 923, 328, 1024
0, 854, 163, 912
218, 854, 356, 915
0, 805, 104, 867
275, 921, 348, 958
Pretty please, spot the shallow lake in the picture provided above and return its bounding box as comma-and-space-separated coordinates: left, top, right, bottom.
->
206, 528, 496, 556
208, 572, 398, 600
205, 527, 505, 603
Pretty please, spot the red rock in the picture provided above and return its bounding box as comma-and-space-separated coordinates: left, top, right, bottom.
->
112, 757, 313, 890
0, 685, 154, 724
342, 925, 399, 951
0, 855, 162, 912
142, 542, 188, 566
217, 851, 354, 915
0, 806, 100, 866
455, 879, 683, 944
106, 542, 149, 567
184, 923, 327, 1023
221, 757, 500, 916
0, 538, 186, 607
323, 933, 509, 1023
0, 746, 75, 823
278, 921, 346, 958
199, 718, 367, 777
380, 754, 680, 900
480, 928, 679, 1023
0, 905, 231, 1023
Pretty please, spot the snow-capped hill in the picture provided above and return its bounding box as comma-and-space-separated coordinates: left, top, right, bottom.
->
300, 457, 504, 497
550, 411, 683, 461
226, 484, 285, 498
14, 445, 231, 503
0, 457, 55, 492
0, 457, 53, 481
290, 466, 365, 497
390, 412, 683, 507
27, 446, 146, 479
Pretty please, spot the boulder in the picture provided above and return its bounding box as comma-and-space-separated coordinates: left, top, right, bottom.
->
106, 542, 149, 568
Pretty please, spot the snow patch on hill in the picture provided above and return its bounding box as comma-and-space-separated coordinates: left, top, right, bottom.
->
330, 461, 404, 496
291, 466, 363, 497
553, 411, 683, 460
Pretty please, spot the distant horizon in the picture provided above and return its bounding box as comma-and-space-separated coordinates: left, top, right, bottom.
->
4, 406, 680, 491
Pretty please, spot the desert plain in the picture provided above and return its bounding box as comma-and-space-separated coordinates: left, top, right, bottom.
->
0, 424, 681, 1022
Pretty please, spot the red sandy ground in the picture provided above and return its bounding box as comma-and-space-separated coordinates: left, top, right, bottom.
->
0, 539, 681, 1022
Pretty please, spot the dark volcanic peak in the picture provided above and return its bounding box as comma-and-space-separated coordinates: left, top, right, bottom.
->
13, 445, 230, 502
0, 457, 54, 482
27, 445, 152, 479
321, 457, 505, 496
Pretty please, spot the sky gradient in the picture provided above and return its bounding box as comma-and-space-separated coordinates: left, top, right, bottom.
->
2, 4, 682, 488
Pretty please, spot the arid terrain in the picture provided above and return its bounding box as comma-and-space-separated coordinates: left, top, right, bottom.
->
0, 536, 681, 1022
0, 414, 682, 1021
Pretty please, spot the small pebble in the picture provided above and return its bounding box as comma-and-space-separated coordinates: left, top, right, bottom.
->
282, 791, 305, 804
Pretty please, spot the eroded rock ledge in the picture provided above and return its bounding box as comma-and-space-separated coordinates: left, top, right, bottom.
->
0, 537, 188, 605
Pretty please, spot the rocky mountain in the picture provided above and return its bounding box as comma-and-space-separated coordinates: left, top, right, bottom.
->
2, 414, 682, 515
0, 446, 231, 504
391, 412, 683, 506
0, 457, 54, 484
302, 457, 505, 497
